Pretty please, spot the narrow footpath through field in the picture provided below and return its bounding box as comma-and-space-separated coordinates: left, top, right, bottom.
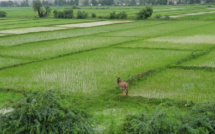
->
170, 11, 215, 18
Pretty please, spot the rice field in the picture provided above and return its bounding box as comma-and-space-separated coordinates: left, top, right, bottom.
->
1, 5, 215, 133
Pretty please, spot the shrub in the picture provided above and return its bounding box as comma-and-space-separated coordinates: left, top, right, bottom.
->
121, 108, 177, 134
116, 11, 127, 19
165, 15, 170, 20
137, 6, 153, 20
0, 11, 6, 17
77, 10, 88, 19
109, 11, 116, 19
109, 11, 127, 19
91, 13, 96, 18
72, 5, 80, 9
0, 90, 93, 134
121, 104, 215, 134
53, 9, 74, 18
155, 14, 162, 19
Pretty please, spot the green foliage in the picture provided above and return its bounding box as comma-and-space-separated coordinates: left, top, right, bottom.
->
121, 104, 215, 134
121, 107, 178, 134
165, 15, 170, 20
116, 11, 127, 19
0, 11, 6, 17
129, 0, 137, 5
109, 11, 127, 19
92, 0, 98, 6
109, 11, 116, 19
33, 0, 43, 17
77, 10, 88, 19
91, 13, 96, 18
82, 0, 89, 6
137, 6, 153, 20
0, 90, 93, 134
100, 0, 114, 5
43, 6, 51, 17
206, 0, 215, 3
53, 9, 74, 18
155, 14, 162, 19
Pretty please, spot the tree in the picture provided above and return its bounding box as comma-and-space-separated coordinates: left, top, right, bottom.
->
43, 5, 51, 17
92, 0, 98, 5
137, 6, 153, 19
82, 0, 89, 5
0, 11, 6, 17
33, 0, 43, 17
129, 0, 136, 5
33, 1, 51, 18
101, 0, 114, 5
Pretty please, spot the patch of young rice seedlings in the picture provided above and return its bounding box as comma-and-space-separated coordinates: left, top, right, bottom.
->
0, 21, 165, 47
116, 40, 212, 51
98, 21, 212, 37
0, 48, 190, 94
181, 48, 215, 67
129, 69, 215, 103
160, 22, 215, 36
0, 57, 30, 68
149, 35, 215, 44
0, 27, 66, 34
0, 36, 137, 60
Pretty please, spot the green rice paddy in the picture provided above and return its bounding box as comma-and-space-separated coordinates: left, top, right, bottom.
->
1, 5, 215, 133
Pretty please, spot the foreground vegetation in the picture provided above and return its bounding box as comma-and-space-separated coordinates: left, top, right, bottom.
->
1, 5, 215, 133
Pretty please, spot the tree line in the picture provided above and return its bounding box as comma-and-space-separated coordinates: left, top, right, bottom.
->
0, 0, 214, 7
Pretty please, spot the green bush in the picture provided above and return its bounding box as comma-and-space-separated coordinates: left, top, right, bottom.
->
121, 104, 215, 134
137, 6, 153, 20
116, 11, 127, 19
165, 15, 170, 20
91, 13, 96, 18
77, 10, 88, 19
0, 11, 6, 17
109, 11, 127, 19
0, 90, 93, 134
109, 11, 116, 19
155, 14, 162, 19
53, 9, 74, 18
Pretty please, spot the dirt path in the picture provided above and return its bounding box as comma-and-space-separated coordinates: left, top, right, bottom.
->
170, 11, 215, 18
56, 21, 132, 27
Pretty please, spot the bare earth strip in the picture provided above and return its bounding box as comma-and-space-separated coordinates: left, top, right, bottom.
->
154, 8, 184, 11
0, 21, 132, 35
170, 11, 215, 18
57, 21, 132, 27
0, 27, 66, 34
